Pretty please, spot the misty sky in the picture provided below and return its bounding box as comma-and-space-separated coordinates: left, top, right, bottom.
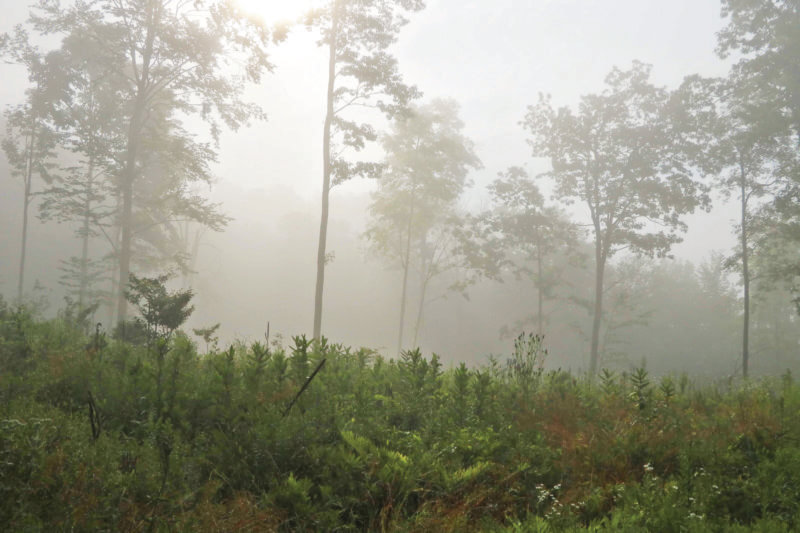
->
219, 0, 734, 263
0, 1, 752, 360
1, 0, 733, 263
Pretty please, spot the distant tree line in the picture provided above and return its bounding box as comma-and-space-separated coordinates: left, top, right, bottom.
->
365, 0, 800, 376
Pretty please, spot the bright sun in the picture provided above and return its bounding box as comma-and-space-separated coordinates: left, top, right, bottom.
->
235, 0, 323, 23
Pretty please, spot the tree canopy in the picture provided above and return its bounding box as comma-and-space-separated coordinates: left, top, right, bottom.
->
29, 0, 277, 323
524, 61, 709, 373
366, 98, 480, 353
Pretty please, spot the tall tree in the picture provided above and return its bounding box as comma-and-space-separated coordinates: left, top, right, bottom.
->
37, 31, 125, 311
1, 28, 61, 302
524, 62, 708, 374
31, 0, 275, 324
717, 0, 800, 327
306, 0, 424, 339
366, 99, 480, 354
674, 75, 795, 377
478, 167, 580, 336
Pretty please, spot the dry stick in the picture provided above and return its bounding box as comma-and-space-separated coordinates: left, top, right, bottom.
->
282, 359, 327, 418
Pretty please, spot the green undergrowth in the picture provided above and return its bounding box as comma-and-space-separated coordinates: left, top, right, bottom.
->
2, 305, 800, 531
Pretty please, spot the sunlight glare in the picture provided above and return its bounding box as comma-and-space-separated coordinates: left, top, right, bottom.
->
235, 0, 324, 24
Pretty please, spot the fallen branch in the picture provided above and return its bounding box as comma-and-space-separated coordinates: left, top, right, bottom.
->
282, 359, 326, 418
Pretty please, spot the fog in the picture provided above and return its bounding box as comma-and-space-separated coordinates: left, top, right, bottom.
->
1, 0, 797, 377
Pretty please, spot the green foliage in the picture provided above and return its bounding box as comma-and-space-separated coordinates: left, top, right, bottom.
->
125, 273, 194, 341
508, 333, 547, 400
525, 61, 710, 374
24, 0, 273, 318
468, 167, 582, 337
192, 323, 220, 353
2, 312, 800, 531
366, 98, 482, 352
659, 376, 676, 404
630, 366, 651, 411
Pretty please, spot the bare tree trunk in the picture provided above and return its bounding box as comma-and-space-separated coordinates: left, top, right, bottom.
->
773, 299, 781, 365
116, 151, 135, 324
108, 262, 118, 327
185, 226, 202, 290
313, 2, 339, 340
397, 254, 411, 356
79, 159, 94, 309
589, 238, 606, 375
396, 196, 415, 356
116, 4, 156, 326
536, 242, 544, 335
107, 193, 122, 328
412, 276, 429, 349
17, 176, 31, 303
17, 127, 36, 303
412, 238, 429, 348
740, 163, 750, 378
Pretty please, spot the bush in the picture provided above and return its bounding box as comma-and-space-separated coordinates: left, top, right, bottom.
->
2, 322, 800, 531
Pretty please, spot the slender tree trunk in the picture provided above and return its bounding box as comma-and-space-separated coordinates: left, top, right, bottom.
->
79, 159, 94, 309
17, 127, 36, 303
412, 275, 429, 349
412, 238, 429, 348
397, 262, 410, 355
740, 164, 750, 378
536, 242, 544, 335
108, 263, 118, 327
116, 2, 157, 326
313, 2, 339, 340
116, 154, 135, 324
589, 237, 606, 375
184, 226, 201, 290
773, 300, 780, 364
17, 177, 32, 303
396, 196, 415, 356
79, 215, 90, 308
107, 193, 122, 328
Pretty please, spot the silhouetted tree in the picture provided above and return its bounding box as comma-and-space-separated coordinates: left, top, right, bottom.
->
36, 31, 125, 311
478, 166, 580, 336
124, 272, 193, 419
524, 62, 709, 374
366, 99, 479, 353
30, 0, 276, 324
717, 0, 800, 325
1, 28, 61, 302
305, 0, 424, 339
674, 75, 795, 377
